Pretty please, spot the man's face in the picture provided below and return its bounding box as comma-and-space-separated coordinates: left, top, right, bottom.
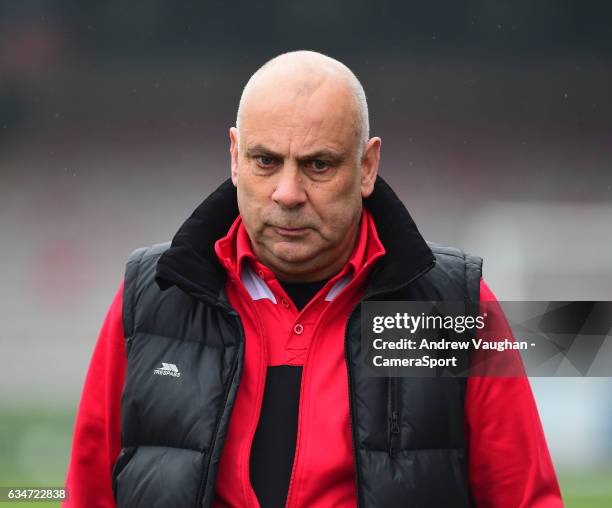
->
229, 74, 380, 281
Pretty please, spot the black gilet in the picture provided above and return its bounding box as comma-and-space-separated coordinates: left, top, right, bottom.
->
111, 176, 482, 508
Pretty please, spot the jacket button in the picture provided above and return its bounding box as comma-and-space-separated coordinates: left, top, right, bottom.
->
293, 323, 304, 335
281, 298, 290, 308
257, 270, 265, 278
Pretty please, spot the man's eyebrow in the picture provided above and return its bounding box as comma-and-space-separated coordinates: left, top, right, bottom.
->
245, 144, 284, 159
297, 149, 347, 163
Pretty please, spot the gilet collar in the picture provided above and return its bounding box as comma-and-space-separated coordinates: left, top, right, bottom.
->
155, 176, 435, 303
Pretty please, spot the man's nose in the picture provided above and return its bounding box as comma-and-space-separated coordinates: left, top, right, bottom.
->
271, 166, 307, 209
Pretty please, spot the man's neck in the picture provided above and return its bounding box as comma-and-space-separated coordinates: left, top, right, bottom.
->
278, 278, 331, 311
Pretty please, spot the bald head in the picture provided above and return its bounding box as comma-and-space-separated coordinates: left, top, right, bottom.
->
236, 51, 369, 156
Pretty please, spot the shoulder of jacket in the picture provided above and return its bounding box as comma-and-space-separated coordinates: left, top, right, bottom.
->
126, 241, 172, 265
426, 241, 482, 267
122, 242, 171, 340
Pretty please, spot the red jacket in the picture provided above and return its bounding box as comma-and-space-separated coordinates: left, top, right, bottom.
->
212, 208, 385, 507
64, 211, 563, 507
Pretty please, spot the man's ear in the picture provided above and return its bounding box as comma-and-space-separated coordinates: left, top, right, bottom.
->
360, 137, 381, 198
229, 127, 239, 187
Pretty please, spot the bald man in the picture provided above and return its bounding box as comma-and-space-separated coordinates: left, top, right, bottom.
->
64, 51, 562, 507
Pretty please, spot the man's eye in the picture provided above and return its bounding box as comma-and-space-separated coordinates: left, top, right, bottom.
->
255, 156, 276, 167
309, 160, 329, 172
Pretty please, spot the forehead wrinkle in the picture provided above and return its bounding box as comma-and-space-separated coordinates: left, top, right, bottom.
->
241, 115, 353, 161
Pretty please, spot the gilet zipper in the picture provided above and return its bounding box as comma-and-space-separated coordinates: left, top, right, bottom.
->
345, 258, 436, 507
388, 377, 400, 458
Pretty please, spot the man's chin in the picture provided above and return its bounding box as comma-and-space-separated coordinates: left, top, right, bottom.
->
270, 244, 318, 266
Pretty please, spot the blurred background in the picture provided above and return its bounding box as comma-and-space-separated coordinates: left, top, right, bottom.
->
0, 1, 611, 506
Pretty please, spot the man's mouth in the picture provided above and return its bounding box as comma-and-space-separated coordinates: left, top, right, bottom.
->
273, 225, 309, 237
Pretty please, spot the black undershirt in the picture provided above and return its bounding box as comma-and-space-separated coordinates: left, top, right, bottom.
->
249, 278, 329, 508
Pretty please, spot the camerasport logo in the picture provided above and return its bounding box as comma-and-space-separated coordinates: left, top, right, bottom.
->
153, 362, 181, 378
